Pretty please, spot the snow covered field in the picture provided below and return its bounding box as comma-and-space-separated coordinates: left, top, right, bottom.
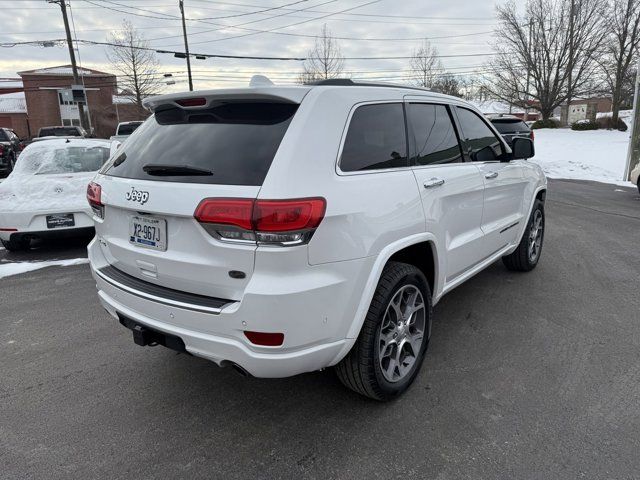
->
531, 128, 634, 187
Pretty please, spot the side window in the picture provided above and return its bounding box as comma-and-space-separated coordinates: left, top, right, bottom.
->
455, 107, 504, 162
408, 103, 463, 165
340, 103, 408, 172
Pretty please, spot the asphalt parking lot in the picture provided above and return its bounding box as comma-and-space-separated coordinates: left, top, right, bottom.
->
1, 178, 639, 479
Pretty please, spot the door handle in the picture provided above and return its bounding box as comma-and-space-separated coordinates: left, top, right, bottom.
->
423, 178, 445, 188
484, 171, 499, 179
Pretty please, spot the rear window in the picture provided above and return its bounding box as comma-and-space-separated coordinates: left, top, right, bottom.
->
0, 130, 8, 141
14, 143, 110, 175
103, 101, 298, 185
39, 127, 81, 137
117, 122, 143, 135
491, 120, 529, 133
340, 103, 408, 172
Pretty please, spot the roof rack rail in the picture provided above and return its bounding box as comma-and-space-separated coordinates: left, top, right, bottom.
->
306, 78, 430, 92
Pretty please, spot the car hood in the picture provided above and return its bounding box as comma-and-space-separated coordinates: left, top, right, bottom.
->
0, 171, 94, 213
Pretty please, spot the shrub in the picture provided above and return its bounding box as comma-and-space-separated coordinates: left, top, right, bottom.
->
596, 116, 628, 132
571, 120, 599, 131
531, 118, 559, 129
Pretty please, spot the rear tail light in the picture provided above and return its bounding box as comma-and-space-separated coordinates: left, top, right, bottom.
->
0, 145, 4, 155
194, 197, 326, 246
86, 182, 104, 218
244, 331, 284, 347
529, 130, 535, 141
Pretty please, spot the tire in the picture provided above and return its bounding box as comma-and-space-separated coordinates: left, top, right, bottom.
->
502, 199, 545, 272
9, 152, 16, 172
336, 261, 432, 401
637, 179, 640, 195
1, 237, 30, 252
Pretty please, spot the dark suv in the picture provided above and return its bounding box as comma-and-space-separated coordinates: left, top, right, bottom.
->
488, 115, 534, 147
0, 128, 22, 177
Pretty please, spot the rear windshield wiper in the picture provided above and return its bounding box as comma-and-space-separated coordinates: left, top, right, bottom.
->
142, 164, 213, 176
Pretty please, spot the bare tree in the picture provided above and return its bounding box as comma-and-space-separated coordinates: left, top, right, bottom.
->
487, 0, 605, 120
598, 0, 640, 124
561, 0, 608, 124
106, 20, 164, 112
410, 40, 442, 88
298, 24, 345, 83
431, 74, 465, 97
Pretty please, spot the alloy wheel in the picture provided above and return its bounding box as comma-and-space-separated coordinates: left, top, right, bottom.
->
378, 284, 426, 383
528, 209, 543, 263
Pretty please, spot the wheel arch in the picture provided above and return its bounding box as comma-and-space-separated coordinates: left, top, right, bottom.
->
329, 233, 441, 366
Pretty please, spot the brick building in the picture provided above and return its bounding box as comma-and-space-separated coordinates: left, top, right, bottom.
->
0, 65, 150, 139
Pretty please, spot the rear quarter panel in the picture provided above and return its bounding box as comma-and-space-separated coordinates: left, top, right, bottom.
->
259, 87, 425, 265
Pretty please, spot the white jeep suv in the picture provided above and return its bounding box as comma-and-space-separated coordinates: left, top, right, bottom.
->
87, 80, 546, 400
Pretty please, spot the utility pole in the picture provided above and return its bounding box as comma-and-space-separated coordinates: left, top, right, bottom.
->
524, 21, 532, 122
624, 57, 640, 182
49, 0, 88, 129
179, 0, 194, 91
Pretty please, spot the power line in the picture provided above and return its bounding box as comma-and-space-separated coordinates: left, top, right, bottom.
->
0, 37, 498, 61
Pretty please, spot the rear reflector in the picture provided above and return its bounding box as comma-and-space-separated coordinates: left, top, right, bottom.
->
0, 228, 18, 232
176, 97, 207, 107
244, 331, 284, 347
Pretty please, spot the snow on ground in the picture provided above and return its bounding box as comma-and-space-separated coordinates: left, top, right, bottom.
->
530, 128, 634, 187
0, 258, 88, 279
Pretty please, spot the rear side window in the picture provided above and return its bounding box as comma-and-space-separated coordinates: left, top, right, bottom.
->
455, 107, 504, 161
117, 122, 142, 135
492, 120, 529, 133
408, 103, 462, 165
340, 103, 408, 172
103, 101, 298, 185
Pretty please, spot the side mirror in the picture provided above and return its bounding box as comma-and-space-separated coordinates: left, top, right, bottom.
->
473, 145, 499, 162
511, 137, 535, 160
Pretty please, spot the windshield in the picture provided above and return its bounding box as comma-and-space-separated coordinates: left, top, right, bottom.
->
13, 142, 110, 175
117, 122, 142, 135
103, 101, 298, 186
39, 127, 81, 137
492, 120, 529, 133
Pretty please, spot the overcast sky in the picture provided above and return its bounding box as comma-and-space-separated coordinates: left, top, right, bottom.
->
0, 0, 508, 92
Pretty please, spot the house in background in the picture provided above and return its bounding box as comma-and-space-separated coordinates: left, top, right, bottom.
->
0, 78, 28, 138
0, 66, 150, 139
471, 100, 541, 121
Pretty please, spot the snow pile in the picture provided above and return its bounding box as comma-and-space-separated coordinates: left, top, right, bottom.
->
531, 128, 633, 186
0, 258, 89, 279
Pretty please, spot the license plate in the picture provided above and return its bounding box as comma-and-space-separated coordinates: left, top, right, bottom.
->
46, 213, 75, 229
129, 215, 167, 251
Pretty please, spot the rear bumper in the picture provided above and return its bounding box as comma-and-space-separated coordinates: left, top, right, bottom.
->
0, 210, 94, 241
88, 238, 372, 378
7, 226, 94, 243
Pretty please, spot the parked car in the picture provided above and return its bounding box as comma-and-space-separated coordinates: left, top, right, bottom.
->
489, 115, 534, 146
110, 121, 144, 142
87, 80, 545, 400
32, 126, 88, 142
0, 127, 22, 177
0, 138, 112, 251
631, 162, 640, 194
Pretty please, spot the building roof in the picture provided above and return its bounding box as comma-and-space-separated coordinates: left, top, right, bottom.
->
0, 92, 27, 114
471, 100, 525, 115
0, 78, 23, 90
18, 65, 114, 77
